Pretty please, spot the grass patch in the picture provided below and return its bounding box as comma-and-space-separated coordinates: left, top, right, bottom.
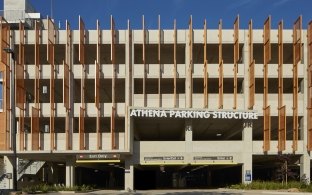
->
22, 184, 93, 194
230, 181, 310, 191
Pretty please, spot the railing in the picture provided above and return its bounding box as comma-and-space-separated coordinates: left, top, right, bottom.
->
17, 161, 45, 181
17, 159, 31, 174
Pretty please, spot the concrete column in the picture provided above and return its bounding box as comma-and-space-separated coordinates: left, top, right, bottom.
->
65, 161, 75, 187
3, 156, 13, 189
185, 119, 193, 155
301, 29, 311, 183
242, 121, 253, 184
300, 154, 310, 183
124, 160, 134, 191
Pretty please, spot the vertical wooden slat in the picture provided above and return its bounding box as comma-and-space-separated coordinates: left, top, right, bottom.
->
111, 16, 117, 150
63, 61, 69, 110
96, 20, 101, 150
34, 20, 40, 109
0, 17, 10, 150
292, 16, 302, 152
263, 16, 271, 152
95, 60, 101, 149
278, 21, 286, 152
263, 106, 271, 152
79, 16, 85, 65
111, 106, 116, 150
158, 15, 161, 107
203, 19, 208, 108
111, 16, 116, 107
48, 18, 55, 150
278, 21, 284, 109
307, 21, 312, 151
79, 16, 86, 151
31, 107, 39, 150
174, 19, 177, 108
189, 16, 193, 108
142, 15, 146, 107
218, 20, 223, 109
248, 20, 255, 109
79, 107, 85, 150
79, 16, 86, 109
16, 22, 25, 110
34, 20, 40, 151
65, 20, 71, 150
278, 106, 286, 151
124, 20, 132, 151
19, 110, 24, 150
17, 22, 25, 151
233, 15, 239, 109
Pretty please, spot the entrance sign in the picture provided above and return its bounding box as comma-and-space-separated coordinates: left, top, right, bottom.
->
144, 156, 184, 161
130, 108, 258, 120
194, 156, 233, 161
76, 153, 120, 160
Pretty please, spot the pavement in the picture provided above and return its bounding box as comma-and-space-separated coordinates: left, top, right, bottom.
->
33, 189, 312, 195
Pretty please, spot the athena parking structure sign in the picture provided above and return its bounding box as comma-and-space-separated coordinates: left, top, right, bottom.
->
129, 108, 258, 120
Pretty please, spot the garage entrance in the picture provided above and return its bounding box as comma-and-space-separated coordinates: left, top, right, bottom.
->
134, 164, 242, 190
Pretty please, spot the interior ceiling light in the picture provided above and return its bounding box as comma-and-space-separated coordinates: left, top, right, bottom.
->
216, 133, 222, 136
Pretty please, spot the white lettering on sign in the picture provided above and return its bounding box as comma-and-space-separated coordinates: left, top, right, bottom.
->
130, 109, 258, 120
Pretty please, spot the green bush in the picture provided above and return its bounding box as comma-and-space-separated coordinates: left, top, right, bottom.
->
22, 183, 93, 193
229, 180, 312, 192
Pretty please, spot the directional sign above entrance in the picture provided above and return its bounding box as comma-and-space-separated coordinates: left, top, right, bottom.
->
76, 154, 121, 163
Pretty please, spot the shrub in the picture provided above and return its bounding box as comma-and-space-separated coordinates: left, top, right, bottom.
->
22, 183, 93, 193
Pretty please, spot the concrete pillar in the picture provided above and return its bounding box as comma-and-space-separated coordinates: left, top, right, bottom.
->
300, 154, 310, 183
185, 119, 192, 154
124, 160, 134, 191
65, 161, 75, 187
242, 121, 253, 184
3, 156, 13, 189
301, 30, 311, 184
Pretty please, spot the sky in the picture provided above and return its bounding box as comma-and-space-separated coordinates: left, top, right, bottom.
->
1, 0, 311, 30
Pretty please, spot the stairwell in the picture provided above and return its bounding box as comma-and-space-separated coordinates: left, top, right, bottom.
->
0, 157, 7, 189
17, 160, 45, 181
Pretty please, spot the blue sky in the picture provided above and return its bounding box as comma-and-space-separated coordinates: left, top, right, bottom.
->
1, 0, 312, 29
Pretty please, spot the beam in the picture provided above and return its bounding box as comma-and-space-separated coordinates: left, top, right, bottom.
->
31, 107, 40, 150
292, 16, 302, 152
307, 21, 312, 151
48, 17, 55, 150
17, 22, 25, 151
65, 20, 71, 150
79, 16, 86, 151
111, 16, 117, 150
158, 15, 161, 107
0, 17, 10, 150
203, 19, 208, 108
79, 107, 85, 150
174, 19, 177, 108
278, 21, 286, 152
218, 20, 223, 109
263, 16, 271, 152
248, 20, 255, 110
96, 20, 101, 150
233, 15, 239, 109
188, 16, 193, 108
111, 106, 116, 149
142, 15, 146, 107
263, 105, 271, 152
